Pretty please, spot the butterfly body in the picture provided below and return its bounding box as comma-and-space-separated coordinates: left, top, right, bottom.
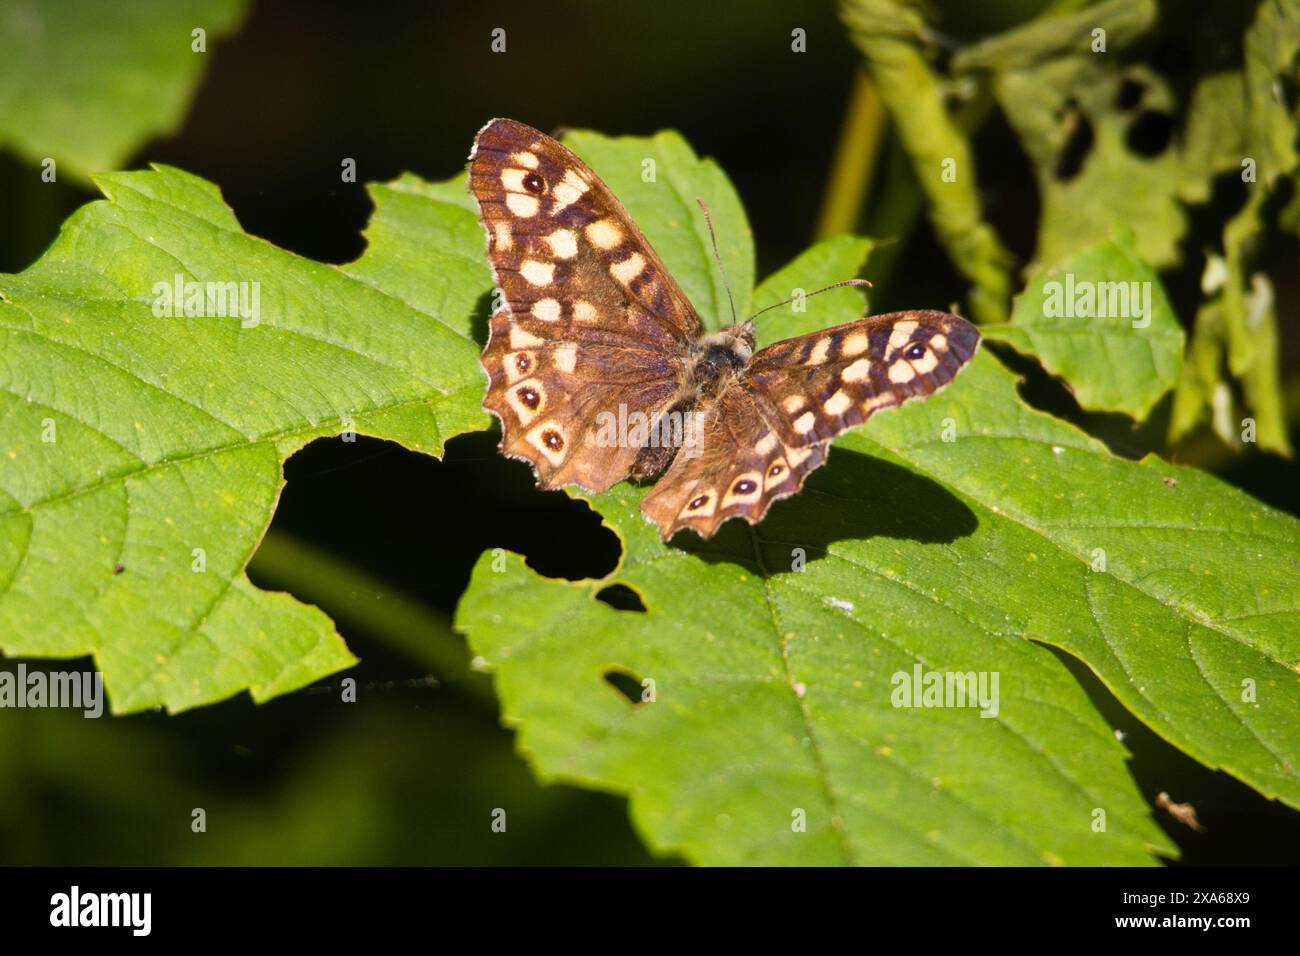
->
469, 119, 979, 540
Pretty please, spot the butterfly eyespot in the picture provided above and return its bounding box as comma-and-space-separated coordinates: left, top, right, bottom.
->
542, 429, 564, 451
688, 495, 709, 510
523, 172, 545, 193
518, 386, 541, 410
768, 464, 784, 477
733, 479, 757, 495
905, 343, 927, 360
516, 354, 532, 373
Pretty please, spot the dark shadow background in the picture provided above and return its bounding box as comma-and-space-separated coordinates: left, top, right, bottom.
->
1, 0, 1298, 865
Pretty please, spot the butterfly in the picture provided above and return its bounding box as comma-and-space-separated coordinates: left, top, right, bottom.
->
468, 118, 979, 541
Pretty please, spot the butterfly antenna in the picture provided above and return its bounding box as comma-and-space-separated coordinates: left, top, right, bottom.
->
748, 279, 873, 323
695, 197, 738, 327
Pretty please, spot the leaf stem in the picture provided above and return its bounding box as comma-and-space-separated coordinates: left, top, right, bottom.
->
814, 65, 885, 241
248, 529, 495, 706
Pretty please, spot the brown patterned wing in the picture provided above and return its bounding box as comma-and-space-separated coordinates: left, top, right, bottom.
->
640, 311, 979, 540
743, 310, 980, 448
640, 386, 828, 540
469, 118, 702, 490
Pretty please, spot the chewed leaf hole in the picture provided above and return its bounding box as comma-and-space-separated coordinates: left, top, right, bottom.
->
603, 667, 646, 705
596, 583, 647, 612
1114, 76, 1146, 110
1126, 110, 1173, 157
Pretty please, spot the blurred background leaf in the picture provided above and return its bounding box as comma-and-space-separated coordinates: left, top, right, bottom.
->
0, 0, 248, 181
985, 233, 1184, 418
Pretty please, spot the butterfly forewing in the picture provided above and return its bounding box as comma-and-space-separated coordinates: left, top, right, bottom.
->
470, 118, 706, 490
743, 310, 979, 449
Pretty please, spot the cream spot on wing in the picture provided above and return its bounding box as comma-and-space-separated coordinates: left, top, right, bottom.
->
545, 228, 578, 259
611, 252, 646, 284
573, 300, 598, 322
512, 151, 539, 169
930, 333, 948, 352
505, 193, 539, 217
841, 331, 869, 357
533, 298, 562, 321
888, 320, 919, 353
793, 411, 817, 435
585, 218, 623, 249
722, 472, 763, 508
506, 380, 545, 425
553, 345, 577, 372
787, 445, 815, 467
841, 357, 872, 382
910, 350, 939, 375
888, 359, 916, 383
500, 168, 527, 192
527, 422, 569, 466
807, 337, 832, 365
782, 395, 807, 414
755, 431, 779, 455
824, 390, 852, 416
863, 393, 894, 412
551, 169, 589, 211
510, 326, 544, 349
520, 259, 555, 286
493, 222, 512, 252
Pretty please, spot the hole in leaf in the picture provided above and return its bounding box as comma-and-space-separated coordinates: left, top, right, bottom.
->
1126, 110, 1174, 157
1114, 76, 1146, 110
596, 583, 647, 612
603, 667, 645, 705
1052, 106, 1094, 181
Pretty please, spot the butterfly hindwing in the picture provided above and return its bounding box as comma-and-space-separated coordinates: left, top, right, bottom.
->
742, 310, 980, 449
639, 311, 978, 540
470, 118, 704, 490
640, 386, 828, 540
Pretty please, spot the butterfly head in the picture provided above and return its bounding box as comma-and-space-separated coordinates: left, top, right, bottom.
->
688, 325, 754, 399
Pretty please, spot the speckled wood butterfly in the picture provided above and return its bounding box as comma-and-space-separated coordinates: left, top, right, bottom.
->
469, 118, 979, 540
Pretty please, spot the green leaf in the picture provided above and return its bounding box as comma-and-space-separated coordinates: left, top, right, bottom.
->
455, 133, 1300, 863
459, 342, 1300, 863
0, 0, 249, 181
983, 236, 1184, 419
1167, 0, 1300, 458
750, 235, 873, 346
0, 163, 489, 713
952, 0, 1189, 271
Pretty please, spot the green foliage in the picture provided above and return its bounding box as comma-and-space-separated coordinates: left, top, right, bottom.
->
985, 234, 1184, 418
844, 0, 1298, 453
0, 164, 487, 712
455, 129, 1300, 865
0, 0, 248, 181
1, 112, 1296, 864
841, 0, 1015, 325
